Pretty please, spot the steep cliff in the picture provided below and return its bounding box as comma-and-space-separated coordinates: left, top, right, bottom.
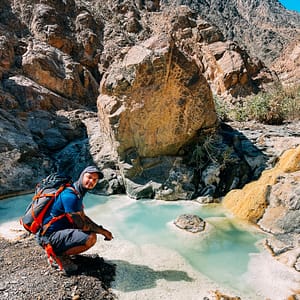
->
161, 0, 300, 67
271, 40, 300, 86
0, 0, 298, 278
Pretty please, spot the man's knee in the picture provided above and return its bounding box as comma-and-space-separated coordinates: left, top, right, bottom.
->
86, 232, 97, 248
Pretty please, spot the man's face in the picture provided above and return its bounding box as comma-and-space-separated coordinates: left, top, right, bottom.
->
82, 172, 99, 190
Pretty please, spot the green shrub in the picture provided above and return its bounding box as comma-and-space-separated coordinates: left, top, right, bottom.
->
230, 102, 248, 122
246, 92, 285, 124
226, 84, 300, 124
214, 95, 230, 121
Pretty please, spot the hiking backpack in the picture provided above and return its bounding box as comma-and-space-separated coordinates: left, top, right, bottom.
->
20, 173, 75, 235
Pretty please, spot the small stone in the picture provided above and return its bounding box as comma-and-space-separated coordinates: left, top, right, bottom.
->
194, 195, 216, 204
174, 214, 206, 233
0, 282, 7, 291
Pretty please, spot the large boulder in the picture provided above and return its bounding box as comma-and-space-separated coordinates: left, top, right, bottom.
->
97, 34, 219, 199
98, 34, 218, 159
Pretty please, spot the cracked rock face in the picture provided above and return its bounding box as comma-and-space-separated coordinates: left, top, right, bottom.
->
98, 34, 217, 159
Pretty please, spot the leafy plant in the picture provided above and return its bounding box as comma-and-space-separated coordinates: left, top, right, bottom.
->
214, 95, 230, 121
225, 84, 300, 124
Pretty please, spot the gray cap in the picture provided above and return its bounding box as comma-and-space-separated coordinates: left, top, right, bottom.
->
82, 165, 104, 179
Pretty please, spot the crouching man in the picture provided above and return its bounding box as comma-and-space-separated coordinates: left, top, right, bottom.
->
36, 166, 113, 274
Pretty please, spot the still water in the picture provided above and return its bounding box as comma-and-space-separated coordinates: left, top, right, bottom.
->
0, 193, 265, 295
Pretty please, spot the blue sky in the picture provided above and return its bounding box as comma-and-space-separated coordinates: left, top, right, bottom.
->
279, 0, 300, 12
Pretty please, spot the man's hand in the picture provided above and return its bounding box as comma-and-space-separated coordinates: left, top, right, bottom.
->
101, 228, 113, 241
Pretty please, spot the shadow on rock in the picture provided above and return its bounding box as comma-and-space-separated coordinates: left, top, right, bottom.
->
108, 259, 194, 292
71, 254, 116, 288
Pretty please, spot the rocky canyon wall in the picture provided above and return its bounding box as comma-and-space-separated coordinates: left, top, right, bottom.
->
0, 0, 275, 198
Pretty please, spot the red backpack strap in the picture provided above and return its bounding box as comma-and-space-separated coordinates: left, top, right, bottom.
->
40, 214, 71, 235
40, 185, 78, 236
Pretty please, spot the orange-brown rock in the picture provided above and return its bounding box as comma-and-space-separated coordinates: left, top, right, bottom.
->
98, 34, 218, 158
202, 41, 264, 97
30, 3, 74, 54
271, 40, 300, 86
164, 8, 274, 99
223, 145, 300, 222
22, 40, 99, 105
75, 11, 104, 69
13, 0, 104, 73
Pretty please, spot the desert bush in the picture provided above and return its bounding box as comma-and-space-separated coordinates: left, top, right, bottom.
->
215, 84, 300, 124
214, 95, 230, 122
250, 84, 300, 124
246, 92, 284, 124
191, 135, 219, 169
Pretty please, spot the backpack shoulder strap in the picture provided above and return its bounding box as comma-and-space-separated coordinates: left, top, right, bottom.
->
33, 184, 67, 200
40, 185, 79, 236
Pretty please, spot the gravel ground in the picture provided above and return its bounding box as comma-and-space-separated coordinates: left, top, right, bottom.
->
0, 235, 117, 300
